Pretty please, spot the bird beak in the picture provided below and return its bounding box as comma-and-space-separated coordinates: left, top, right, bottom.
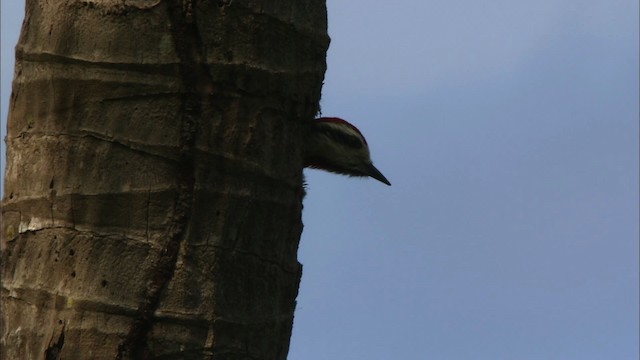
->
365, 163, 391, 186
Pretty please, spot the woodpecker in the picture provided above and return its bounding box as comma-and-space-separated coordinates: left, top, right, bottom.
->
304, 117, 391, 186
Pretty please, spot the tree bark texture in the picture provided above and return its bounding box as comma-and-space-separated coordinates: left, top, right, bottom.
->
1, 0, 328, 359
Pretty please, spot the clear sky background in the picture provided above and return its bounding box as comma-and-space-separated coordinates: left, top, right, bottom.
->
2, 1, 639, 359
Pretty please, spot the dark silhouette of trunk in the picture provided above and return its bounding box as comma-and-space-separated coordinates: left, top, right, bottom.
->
1, 1, 328, 358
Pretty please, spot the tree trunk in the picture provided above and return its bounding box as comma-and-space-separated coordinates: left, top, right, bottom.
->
1, 1, 328, 358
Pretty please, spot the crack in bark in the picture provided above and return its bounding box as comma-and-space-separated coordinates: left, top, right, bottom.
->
49, 160, 57, 230
9, 131, 182, 162
116, 0, 213, 358
3, 286, 140, 317
17, 49, 180, 76
44, 322, 65, 360
146, 188, 151, 243
5, 224, 160, 247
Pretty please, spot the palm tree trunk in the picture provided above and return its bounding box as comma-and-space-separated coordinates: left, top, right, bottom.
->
1, 1, 328, 358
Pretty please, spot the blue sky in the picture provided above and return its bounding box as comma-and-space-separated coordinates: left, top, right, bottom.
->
2, 1, 638, 359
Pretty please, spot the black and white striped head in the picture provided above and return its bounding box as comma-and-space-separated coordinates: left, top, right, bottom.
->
304, 117, 391, 186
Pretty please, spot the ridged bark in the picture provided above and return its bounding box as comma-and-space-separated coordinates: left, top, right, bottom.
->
1, 0, 328, 358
